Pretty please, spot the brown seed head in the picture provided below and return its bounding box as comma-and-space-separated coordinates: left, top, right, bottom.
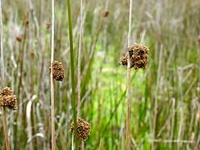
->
30, 52, 35, 59
120, 44, 149, 70
120, 54, 128, 66
23, 13, 29, 26
0, 87, 17, 110
101, 10, 109, 17
16, 36, 23, 42
46, 22, 51, 30
70, 118, 91, 141
49, 61, 65, 81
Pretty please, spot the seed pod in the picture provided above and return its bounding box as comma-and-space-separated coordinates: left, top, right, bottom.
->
120, 44, 149, 70
0, 87, 17, 110
101, 10, 109, 17
49, 61, 65, 81
70, 118, 91, 141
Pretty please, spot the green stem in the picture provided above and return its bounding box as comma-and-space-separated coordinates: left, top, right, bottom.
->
67, 0, 78, 149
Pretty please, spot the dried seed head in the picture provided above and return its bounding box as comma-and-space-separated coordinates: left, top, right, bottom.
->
120, 54, 128, 66
16, 36, 23, 42
46, 22, 51, 30
120, 44, 149, 70
23, 13, 29, 26
49, 61, 65, 81
30, 52, 35, 59
101, 10, 109, 17
0, 87, 17, 110
70, 118, 91, 141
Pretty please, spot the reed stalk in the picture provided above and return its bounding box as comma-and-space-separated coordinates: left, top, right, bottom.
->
50, 0, 56, 149
78, 0, 84, 149
67, 0, 78, 149
0, 0, 10, 149
126, 0, 133, 149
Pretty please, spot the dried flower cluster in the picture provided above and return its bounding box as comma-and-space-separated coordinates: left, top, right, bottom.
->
120, 44, 149, 69
0, 87, 17, 110
101, 10, 109, 17
70, 118, 91, 141
49, 61, 64, 81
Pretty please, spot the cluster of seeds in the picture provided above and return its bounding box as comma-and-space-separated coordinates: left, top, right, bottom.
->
101, 10, 109, 17
0, 87, 17, 110
120, 44, 149, 70
49, 61, 64, 81
70, 118, 91, 141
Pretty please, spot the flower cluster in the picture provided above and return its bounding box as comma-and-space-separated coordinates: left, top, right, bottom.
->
0, 87, 17, 110
120, 44, 149, 70
49, 61, 65, 81
70, 118, 91, 141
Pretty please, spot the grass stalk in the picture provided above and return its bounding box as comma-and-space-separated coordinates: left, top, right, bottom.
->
2, 108, 10, 150
126, 0, 132, 149
50, 0, 56, 149
77, 0, 83, 120
78, 0, 84, 149
67, 0, 78, 149
0, 0, 10, 149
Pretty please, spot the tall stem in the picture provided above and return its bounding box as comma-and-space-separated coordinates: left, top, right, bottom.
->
0, 0, 10, 149
126, 0, 132, 149
77, 0, 83, 120
67, 0, 78, 149
78, 0, 84, 149
2, 108, 10, 150
50, 0, 56, 149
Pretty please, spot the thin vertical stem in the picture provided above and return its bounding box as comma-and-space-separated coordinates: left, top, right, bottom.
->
77, 0, 83, 119
126, 0, 132, 150
50, 0, 56, 149
0, 0, 10, 149
2, 108, 10, 150
0, 0, 4, 84
77, 0, 84, 149
78, 0, 83, 148
67, 0, 78, 149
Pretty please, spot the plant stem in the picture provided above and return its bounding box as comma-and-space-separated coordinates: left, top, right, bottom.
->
50, 0, 56, 149
2, 108, 10, 150
0, 0, 10, 149
126, 0, 132, 149
78, 0, 84, 149
77, 0, 83, 120
67, 0, 78, 149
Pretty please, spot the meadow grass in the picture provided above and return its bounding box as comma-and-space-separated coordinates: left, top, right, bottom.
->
0, 0, 200, 149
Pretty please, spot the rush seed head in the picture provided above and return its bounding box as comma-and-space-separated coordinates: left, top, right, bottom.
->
70, 118, 91, 141
0, 87, 17, 110
120, 44, 149, 70
49, 61, 65, 81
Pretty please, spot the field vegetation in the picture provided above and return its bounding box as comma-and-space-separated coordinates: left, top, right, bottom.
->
0, 0, 200, 149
